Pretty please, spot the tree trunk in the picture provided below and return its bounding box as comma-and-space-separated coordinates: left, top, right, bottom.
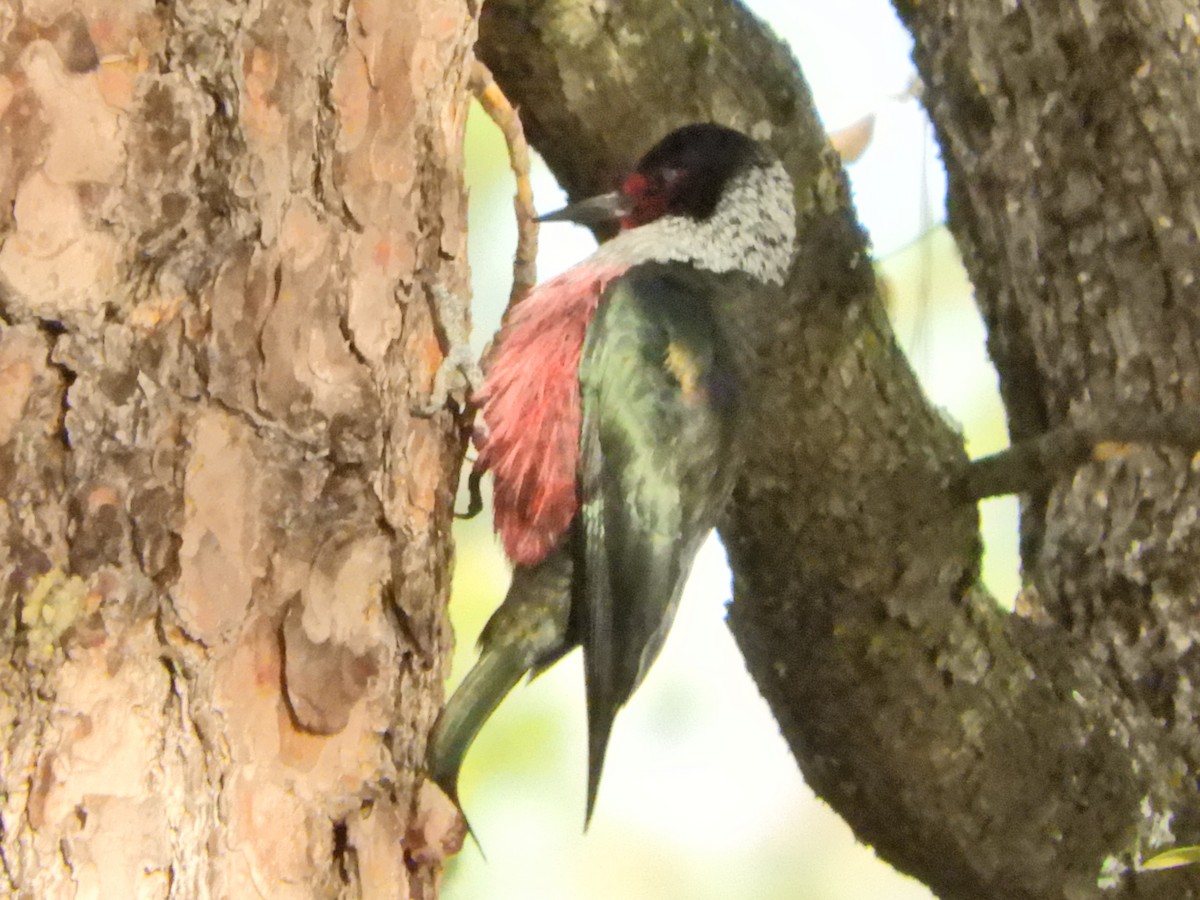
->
0, 1, 473, 896
478, 0, 1200, 897
10, 0, 1200, 897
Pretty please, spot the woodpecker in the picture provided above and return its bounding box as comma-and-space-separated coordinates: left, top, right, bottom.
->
427, 123, 797, 828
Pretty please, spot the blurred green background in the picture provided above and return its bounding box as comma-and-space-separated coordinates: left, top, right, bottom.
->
442, 2, 1018, 896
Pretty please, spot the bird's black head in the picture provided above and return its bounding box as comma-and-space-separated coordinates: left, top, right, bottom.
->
619, 123, 764, 228
537, 123, 768, 231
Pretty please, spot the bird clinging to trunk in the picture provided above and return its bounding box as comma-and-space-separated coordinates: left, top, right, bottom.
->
427, 122, 797, 828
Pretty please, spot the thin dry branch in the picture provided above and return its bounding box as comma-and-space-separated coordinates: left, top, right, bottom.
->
470, 60, 538, 309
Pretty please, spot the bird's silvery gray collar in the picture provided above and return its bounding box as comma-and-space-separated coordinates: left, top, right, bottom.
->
593, 160, 797, 286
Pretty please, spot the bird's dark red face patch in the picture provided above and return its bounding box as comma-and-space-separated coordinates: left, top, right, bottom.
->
618, 172, 670, 229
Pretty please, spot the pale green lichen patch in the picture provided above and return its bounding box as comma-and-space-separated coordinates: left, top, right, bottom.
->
20, 569, 89, 660
1097, 853, 1126, 889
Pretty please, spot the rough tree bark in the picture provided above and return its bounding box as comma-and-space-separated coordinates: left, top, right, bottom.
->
1, 1, 473, 896
477, 1, 1200, 898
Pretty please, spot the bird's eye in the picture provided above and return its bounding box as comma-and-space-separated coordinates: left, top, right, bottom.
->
659, 168, 685, 187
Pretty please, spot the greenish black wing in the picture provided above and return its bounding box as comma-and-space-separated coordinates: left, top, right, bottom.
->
577, 262, 738, 824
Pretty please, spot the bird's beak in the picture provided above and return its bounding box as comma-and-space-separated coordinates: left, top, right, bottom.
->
536, 191, 627, 226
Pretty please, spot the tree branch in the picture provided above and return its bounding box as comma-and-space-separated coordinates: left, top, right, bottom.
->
478, 1, 1200, 897
957, 408, 1200, 502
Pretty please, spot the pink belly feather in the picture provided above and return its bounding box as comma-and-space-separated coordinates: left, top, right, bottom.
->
474, 262, 625, 566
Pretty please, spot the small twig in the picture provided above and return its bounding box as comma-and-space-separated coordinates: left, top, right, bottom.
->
470, 60, 538, 310
953, 408, 1200, 503
430, 63, 538, 512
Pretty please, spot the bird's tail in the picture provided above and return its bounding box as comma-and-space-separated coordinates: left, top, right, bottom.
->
425, 645, 529, 846
425, 548, 576, 839
584, 696, 618, 828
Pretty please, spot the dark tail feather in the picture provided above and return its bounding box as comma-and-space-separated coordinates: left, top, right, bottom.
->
426, 548, 576, 843
426, 646, 529, 850
584, 698, 618, 828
